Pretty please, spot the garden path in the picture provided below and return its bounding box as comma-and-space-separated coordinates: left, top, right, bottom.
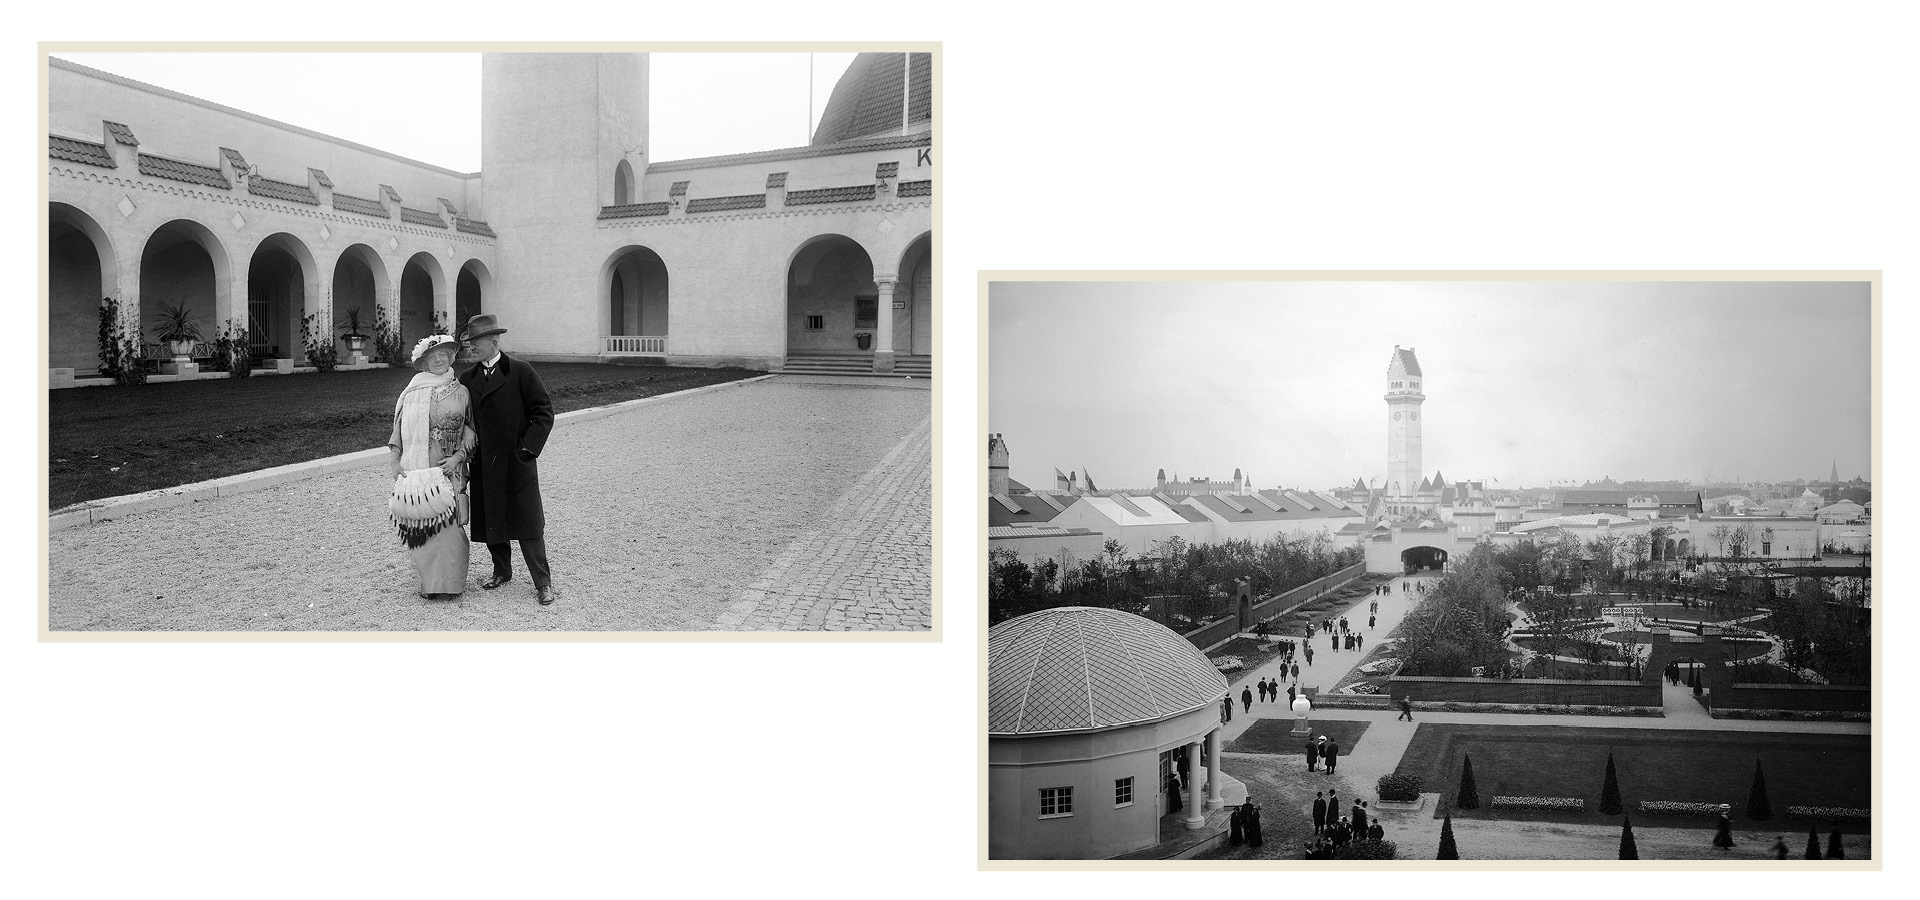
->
1660, 678, 1716, 725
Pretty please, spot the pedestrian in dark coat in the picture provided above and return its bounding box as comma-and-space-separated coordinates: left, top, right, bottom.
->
1291, 661, 1301, 680
1244, 801, 1264, 847
1312, 791, 1327, 831
1355, 634, 1364, 652
457, 316, 558, 605
1222, 696, 1233, 722
1713, 813, 1736, 849
1305, 738, 1320, 772
1303, 647, 1313, 667
1324, 738, 1340, 774
1287, 683, 1297, 706
1229, 804, 1245, 845
1352, 800, 1367, 836
1398, 695, 1413, 721
1166, 773, 1181, 813
1367, 821, 1384, 842
1242, 685, 1254, 712
1369, 614, 1376, 629
1329, 632, 1337, 651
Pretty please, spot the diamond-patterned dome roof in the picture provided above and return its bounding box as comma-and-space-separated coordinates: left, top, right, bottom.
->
988, 607, 1228, 736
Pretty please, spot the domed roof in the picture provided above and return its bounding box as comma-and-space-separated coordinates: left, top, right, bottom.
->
811, 52, 932, 145
988, 607, 1228, 736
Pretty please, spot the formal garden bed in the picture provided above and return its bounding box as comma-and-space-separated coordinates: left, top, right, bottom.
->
1227, 717, 1371, 756
50, 362, 762, 509
1391, 723, 1869, 829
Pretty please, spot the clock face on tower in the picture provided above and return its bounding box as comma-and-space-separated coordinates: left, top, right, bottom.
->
1411, 412, 1419, 421
1393, 412, 1402, 421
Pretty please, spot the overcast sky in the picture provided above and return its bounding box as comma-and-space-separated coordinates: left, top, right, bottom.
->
51, 51, 858, 172
988, 280, 1871, 493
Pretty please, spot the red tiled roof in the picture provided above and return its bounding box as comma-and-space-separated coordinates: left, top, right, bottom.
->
103, 120, 138, 146
219, 147, 249, 171
247, 176, 319, 205
598, 202, 671, 220
785, 184, 877, 206
668, 180, 690, 196
438, 198, 459, 215
332, 192, 388, 219
898, 179, 930, 198
400, 206, 448, 228
379, 184, 403, 204
50, 136, 115, 168
307, 167, 333, 188
811, 52, 932, 145
454, 217, 496, 237
766, 171, 788, 188
987, 493, 1068, 527
685, 194, 766, 214
137, 153, 229, 189
1391, 346, 1422, 377
876, 161, 899, 179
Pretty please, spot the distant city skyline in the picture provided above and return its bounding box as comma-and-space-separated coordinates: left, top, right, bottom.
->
987, 279, 1872, 494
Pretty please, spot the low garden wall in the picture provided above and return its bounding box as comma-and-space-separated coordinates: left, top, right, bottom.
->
1713, 683, 1870, 713
1384, 676, 1662, 708
1184, 562, 1367, 651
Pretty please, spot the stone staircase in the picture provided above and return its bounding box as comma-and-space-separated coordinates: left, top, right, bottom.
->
777, 354, 933, 379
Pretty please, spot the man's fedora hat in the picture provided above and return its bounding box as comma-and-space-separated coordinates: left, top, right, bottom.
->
459, 314, 507, 341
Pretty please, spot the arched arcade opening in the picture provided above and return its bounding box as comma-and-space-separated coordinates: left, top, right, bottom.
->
247, 234, 317, 361
786, 234, 876, 355
603, 246, 668, 354
896, 231, 933, 357
399, 252, 445, 351
332, 244, 387, 351
456, 259, 491, 336
139, 219, 229, 359
49, 203, 116, 372
1401, 545, 1448, 575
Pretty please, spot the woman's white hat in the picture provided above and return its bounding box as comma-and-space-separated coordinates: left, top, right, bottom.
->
410, 334, 459, 364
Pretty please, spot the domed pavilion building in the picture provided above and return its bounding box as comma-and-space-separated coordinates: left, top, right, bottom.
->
988, 606, 1238, 860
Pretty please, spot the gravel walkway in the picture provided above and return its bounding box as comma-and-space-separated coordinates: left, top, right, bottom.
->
48, 379, 931, 632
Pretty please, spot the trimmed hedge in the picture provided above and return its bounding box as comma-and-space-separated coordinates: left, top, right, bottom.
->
1377, 773, 1422, 803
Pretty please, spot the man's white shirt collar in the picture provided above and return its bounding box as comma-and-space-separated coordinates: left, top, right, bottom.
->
482, 353, 502, 369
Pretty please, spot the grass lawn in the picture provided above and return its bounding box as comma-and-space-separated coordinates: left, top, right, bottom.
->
1393, 723, 1869, 828
1230, 717, 1371, 757
48, 362, 762, 509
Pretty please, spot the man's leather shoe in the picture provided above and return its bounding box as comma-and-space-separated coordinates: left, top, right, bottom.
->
537, 585, 556, 606
482, 574, 512, 590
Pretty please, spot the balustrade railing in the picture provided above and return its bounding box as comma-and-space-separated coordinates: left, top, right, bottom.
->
604, 335, 667, 354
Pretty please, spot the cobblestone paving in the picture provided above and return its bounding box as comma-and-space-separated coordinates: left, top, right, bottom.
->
47, 379, 931, 632
715, 412, 932, 631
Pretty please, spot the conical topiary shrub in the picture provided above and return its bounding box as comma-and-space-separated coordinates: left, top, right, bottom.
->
1456, 755, 1480, 810
1745, 760, 1772, 820
1437, 811, 1459, 859
1827, 826, 1844, 859
1619, 816, 1638, 859
1599, 752, 1623, 815
1805, 827, 1822, 859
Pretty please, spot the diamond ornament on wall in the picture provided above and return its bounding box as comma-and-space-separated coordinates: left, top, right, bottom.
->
318, 224, 332, 243
116, 195, 136, 218
387, 236, 398, 252
446, 244, 455, 260
230, 211, 246, 231
875, 216, 896, 234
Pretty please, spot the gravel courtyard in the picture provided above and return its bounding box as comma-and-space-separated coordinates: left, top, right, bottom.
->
48, 378, 931, 632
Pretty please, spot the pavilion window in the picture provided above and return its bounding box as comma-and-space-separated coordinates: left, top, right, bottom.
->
1038, 786, 1072, 817
855, 295, 878, 328
1114, 777, 1134, 807
805, 314, 824, 331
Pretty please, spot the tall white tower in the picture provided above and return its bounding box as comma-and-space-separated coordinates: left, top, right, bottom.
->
1385, 346, 1425, 497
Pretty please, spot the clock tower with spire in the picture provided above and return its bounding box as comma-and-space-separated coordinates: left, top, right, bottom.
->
1385, 345, 1425, 498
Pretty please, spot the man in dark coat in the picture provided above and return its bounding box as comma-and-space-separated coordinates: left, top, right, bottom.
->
1305, 737, 1319, 772
458, 315, 558, 605
1352, 799, 1367, 836
1324, 738, 1340, 775
1291, 660, 1301, 680
1312, 791, 1327, 832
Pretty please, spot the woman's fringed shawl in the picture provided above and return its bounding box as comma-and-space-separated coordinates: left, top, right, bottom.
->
390, 369, 460, 548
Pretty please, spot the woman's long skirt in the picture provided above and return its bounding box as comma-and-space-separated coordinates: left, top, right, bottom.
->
411, 523, 469, 595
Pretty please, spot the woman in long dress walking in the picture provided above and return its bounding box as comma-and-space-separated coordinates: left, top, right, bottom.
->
387, 335, 476, 599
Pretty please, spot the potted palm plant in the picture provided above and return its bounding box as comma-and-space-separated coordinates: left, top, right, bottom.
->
337, 307, 371, 353
150, 300, 204, 358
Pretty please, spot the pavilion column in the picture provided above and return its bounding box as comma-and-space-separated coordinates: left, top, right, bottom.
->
1184, 741, 1204, 829
872, 275, 896, 374
1205, 729, 1224, 810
